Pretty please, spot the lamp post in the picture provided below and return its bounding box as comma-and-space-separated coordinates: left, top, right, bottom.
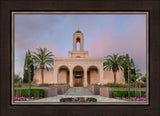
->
24, 65, 31, 100
135, 81, 137, 98
139, 80, 143, 98
128, 63, 135, 101
139, 80, 141, 98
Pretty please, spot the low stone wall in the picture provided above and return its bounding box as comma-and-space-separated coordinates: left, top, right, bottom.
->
17, 84, 70, 96
100, 87, 114, 98
100, 87, 146, 98
40, 87, 57, 97
88, 85, 104, 95
53, 85, 70, 95
14, 86, 57, 97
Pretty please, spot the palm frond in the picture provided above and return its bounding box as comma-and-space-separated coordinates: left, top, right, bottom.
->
103, 53, 124, 72
32, 48, 54, 70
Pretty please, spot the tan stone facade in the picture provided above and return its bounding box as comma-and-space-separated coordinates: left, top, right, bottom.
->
33, 69, 125, 85
33, 28, 125, 86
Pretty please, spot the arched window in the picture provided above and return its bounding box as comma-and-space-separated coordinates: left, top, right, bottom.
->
76, 38, 80, 50
77, 42, 80, 50
87, 66, 99, 85
58, 65, 70, 84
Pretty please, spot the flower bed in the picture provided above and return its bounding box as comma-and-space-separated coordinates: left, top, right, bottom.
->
14, 96, 42, 101
114, 97, 147, 101
60, 97, 97, 103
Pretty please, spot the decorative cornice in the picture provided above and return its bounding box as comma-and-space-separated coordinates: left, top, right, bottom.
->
54, 57, 103, 62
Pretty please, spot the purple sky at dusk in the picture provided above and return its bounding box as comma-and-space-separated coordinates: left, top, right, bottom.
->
14, 14, 146, 77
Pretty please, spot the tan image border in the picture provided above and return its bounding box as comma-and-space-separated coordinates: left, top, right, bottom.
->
11, 11, 149, 105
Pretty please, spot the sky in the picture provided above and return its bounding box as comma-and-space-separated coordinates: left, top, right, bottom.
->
14, 14, 146, 77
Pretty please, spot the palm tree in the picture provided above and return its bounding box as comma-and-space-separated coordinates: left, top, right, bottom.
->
32, 48, 54, 84
103, 54, 124, 83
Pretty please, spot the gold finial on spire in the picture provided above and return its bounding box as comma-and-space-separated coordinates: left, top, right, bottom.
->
77, 24, 79, 30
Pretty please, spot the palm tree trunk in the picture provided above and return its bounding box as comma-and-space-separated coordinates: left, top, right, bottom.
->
41, 68, 44, 84
114, 71, 116, 83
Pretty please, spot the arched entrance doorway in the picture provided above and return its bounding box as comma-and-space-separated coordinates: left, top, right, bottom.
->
87, 66, 99, 85
73, 66, 84, 87
58, 66, 69, 84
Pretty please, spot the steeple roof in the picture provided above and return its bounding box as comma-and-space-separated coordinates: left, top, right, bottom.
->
75, 24, 82, 33
75, 30, 82, 33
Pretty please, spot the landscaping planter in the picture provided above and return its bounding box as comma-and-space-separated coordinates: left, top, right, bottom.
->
100, 87, 114, 97
60, 97, 97, 103
100, 87, 146, 98
40, 87, 57, 97
16, 84, 70, 97
53, 85, 70, 95
88, 85, 104, 95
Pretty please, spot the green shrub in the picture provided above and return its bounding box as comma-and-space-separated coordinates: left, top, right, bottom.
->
103, 83, 128, 88
86, 97, 97, 102
14, 88, 44, 97
60, 98, 74, 102
54, 83, 66, 85
75, 97, 85, 100
113, 90, 146, 97
39, 83, 67, 86
59, 97, 97, 102
113, 90, 127, 97
103, 83, 146, 88
131, 82, 146, 88
14, 84, 22, 87
39, 83, 51, 86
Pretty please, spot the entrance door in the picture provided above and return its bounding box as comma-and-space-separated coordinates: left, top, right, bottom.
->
74, 76, 83, 87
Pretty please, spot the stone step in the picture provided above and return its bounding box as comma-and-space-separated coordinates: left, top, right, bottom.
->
64, 87, 93, 96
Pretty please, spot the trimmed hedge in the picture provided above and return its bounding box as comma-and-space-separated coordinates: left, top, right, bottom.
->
113, 90, 146, 97
14, 88, 44, 97
76, 97, 85, 100
86, 97, 97, 102
103, 83, 128, 88
39, 83, 67, 86
60, 97, 74, 102
103, 83, 146, 88
60, 97, 97, 102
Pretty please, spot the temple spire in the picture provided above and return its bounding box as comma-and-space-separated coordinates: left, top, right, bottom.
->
77, 24, 79, 31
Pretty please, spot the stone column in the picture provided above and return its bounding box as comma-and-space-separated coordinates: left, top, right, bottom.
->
84, 68, 88, 87
69, 68, 73, 87
80, 35, 84, 51
99, 67, 104, 84
73, 34, 77, 51
53, 68, 58, 84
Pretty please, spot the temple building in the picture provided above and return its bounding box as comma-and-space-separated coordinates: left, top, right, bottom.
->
33, 26, 125, 87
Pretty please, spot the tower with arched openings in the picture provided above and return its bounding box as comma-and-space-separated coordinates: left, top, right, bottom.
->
53, 25, 103, 87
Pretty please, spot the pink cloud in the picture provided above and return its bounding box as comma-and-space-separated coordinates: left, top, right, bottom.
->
85, 16, 146, 73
